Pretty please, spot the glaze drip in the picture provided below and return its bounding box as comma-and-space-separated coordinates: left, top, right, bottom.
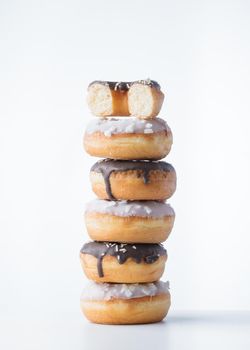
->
80, 242, 167, 277
91, 159, 175, 200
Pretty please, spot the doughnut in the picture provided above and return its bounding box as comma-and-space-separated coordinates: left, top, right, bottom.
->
80, 242, 167, 283
80, 281, 171, 324
87, 79, 164, 119
90, 159, 177, 201
84, 117, 172, 160
85, 199, 175, 243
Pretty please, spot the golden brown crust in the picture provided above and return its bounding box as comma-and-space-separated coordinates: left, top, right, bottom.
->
80, 253, 167, 283
85, 212, 175, 243
81, 293, 171, 324
149, 88, 165, 118
90, 169, 176, 201
84, 130, 172, 160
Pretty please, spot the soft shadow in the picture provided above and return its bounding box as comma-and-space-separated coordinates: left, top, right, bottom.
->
82, 321, 170, 350
168, 311, 250, 325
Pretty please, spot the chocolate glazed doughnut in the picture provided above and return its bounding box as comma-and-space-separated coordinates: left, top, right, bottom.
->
80, 242, 167, 283
87, 79, 164, 118
90, 159, 177, 201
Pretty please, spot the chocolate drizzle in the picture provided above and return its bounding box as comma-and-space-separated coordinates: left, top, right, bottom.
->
80, 242, 167, 277
91, 159, 175, 200
89, 79, 161, 91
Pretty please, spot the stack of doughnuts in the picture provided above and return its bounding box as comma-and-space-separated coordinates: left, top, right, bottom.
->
80, 79, 176, 324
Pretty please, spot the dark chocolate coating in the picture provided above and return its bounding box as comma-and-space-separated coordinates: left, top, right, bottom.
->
80, 242, 167, 277
88, 79, 161, 91
91, 159, 175, 200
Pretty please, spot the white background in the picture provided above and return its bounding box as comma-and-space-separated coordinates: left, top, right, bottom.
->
0, 0, 250, 348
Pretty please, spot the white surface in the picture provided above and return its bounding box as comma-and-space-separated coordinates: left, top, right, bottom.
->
1, 312, 250, 350
0, 0, 250, 333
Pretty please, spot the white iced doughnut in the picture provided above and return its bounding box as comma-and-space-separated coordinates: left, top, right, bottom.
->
81, 281, 171, 324
84, 117, 172, 160
85, 200, 175, 243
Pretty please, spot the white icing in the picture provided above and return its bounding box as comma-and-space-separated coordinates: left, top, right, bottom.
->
85, 199, 175, 218
144, 129, 153, 134
81, 281, 169, 301
125, 124, 135, 133
104, 126, 116, 137
85, 117, 170, 137
145, 207, 152, 215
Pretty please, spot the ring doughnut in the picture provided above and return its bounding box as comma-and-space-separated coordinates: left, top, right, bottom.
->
80, 242, 167, 283
84, 117, 172, 160
81, 281, 171, 324
90, 159, 177, 201
85, 199, 175, 243
87, 79, 164, 119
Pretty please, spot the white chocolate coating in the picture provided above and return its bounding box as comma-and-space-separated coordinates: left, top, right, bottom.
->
85, 199, 175, 218
81, 281, 169, 301
85, 117, 170, 137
